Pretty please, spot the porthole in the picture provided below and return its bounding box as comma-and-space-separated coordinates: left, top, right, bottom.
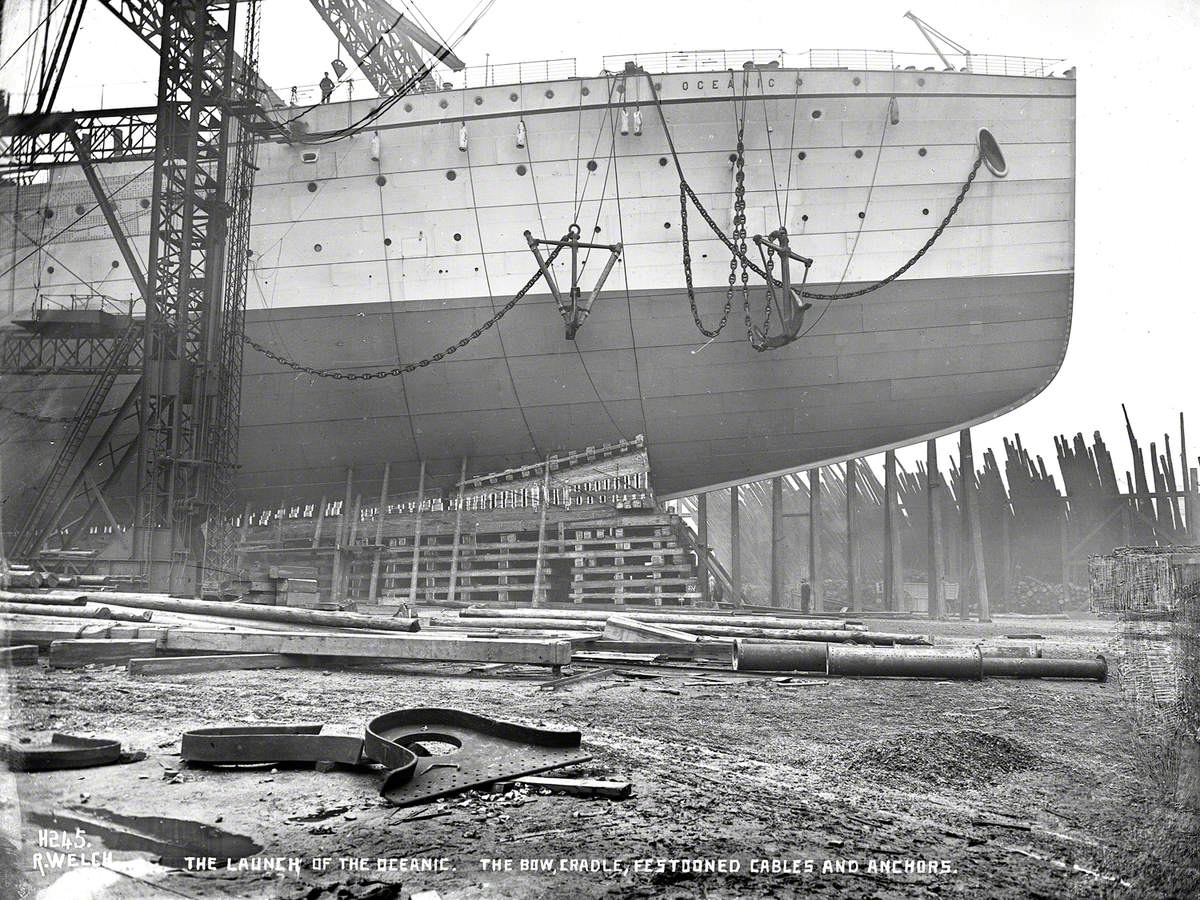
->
516, 164, 527, 176
384, 237, 393, 246
43, 208, 54, 219
307, 182, 318, 192
854, 149, 863, 159
404, 103, 413, 112
474, 96, 483, 106
439, 99, 448, 109
446, 170, 457, 180
729, 153, 737, 163
75, 205, 85, 215
581, 86, 590, 96
811, 110, 822, 119
858, 211, 866, 219
453, 232, 462, 242
663, 221, 671, 229
586, 160, 597, 171
801, 214, 809, 222
111, 260, 120, 268
593, 226, 602, 234
248, 248, 254, 257
852, 76, 861, 86
375, 175, 387, 186
977, 128, 1008, 177
658, 157, 668, 166
797, 151, 806, 160
617, 84, 626, 94
918, 147, 927, 157
314, 243, 323, 252
922, 208, 929, 216
509, 92, 518, 102
47, 265, 55, 274
140, 198, 150, 209
544, 89, 555, 99
917, 77, 926, 87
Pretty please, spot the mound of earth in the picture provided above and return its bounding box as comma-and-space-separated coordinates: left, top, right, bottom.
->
848, 728, 1039, 788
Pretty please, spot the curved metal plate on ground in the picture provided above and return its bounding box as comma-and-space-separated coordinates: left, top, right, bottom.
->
181, 724, 367, 766
0, 732, 122, 771
364, 707, 591, 807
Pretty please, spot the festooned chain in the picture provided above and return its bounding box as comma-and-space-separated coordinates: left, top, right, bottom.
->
244, 244, 564, 380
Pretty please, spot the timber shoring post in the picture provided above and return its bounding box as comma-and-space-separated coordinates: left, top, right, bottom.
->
846, 459, 859, 612
332, 468, 353, 604
884, 451, 897, 611
368, 462, 390, 604
697, 492, 710, 604
730, 485, 742, 604
960, 429, 990, 622
532, 463, 551, 607
408, 461, 426, 607
447, 458, 468, 605
810, 468, 822, 610
926, 440, 944, 620
771, 477, 784, 608
311, 494, 326, 550
344, 495, 362, 603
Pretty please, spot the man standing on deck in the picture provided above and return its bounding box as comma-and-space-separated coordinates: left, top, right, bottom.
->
319, 72, 335, 104
799, 578, 812, 614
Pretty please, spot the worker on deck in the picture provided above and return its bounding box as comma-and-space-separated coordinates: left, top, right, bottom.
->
799, 578, 812, 614
319, 72, 335, 104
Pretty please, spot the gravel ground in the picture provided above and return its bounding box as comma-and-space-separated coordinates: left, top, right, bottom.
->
2, 614, 1198, 899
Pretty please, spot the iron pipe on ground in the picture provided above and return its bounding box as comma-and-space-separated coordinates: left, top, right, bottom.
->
980, 655, 1108, 681
734, 640, 829, 673
828, 645, 985, 680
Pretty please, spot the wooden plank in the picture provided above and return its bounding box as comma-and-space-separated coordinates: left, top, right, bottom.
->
539, 665, 619, 690
447, 458, 469, 604
409, 460, 427, 605
493, 776, 632, 799
368, 462, 391, 604
846, 458, 859, 612
729, 484, 742, 603
960, 429, 991, 622
771, 477, 784, 607
584, 640, 734, 661
160, 630, 573, 666
0, 644, 39, 666
129, 654, 306, 676
3, 622, 146, 649
602, 615, 698, 644
50, 638, 158, 668
927, 439, 944, 620
532, 463, 551, 606
809, 468, 823, 610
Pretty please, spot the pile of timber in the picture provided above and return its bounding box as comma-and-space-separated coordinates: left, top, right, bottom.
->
226, 566, 326, 608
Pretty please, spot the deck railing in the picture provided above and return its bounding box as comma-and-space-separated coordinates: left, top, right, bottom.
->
602, 48, 1067, 78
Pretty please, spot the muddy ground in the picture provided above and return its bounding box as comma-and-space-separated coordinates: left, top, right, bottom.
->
2, 614, 1198, 899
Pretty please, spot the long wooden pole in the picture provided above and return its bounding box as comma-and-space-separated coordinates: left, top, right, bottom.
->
531, 463, 551, 606
926, 440, 943, 620
344, 494, 362, 602
311, 495, 326, 550
770, 477, 784, 608
367, 462, 391, 604
447, 458, 469, 604
696, 492, 710, 603
729, 485, 741, 604
960, 428, 990, 622
883, 451, 896, 611
809, 468, 822, 610
408, 461, 426, 607
846, 459, 858, 612
332, 468, 353, 604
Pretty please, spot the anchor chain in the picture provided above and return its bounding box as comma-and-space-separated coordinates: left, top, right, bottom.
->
244, 245, 564, 380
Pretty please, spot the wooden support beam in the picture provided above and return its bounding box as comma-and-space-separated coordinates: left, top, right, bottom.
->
368, 462, 391, 604
926, 440, 944, 620
532, 464, 551, 607
332, 468, 353, 604
771, 477, 784, 608
730, 485, 742, 603
884, 451, 897, 611
447, 458, 468, 605
539, 665, 619, 691
696, 492, 710, 604
960, 428, 990, 622
311, 494, 327, 550
493, 776, 632, 799
602, 615, 699, 643
50, 638, 158, 668
0, 645, 38, 666
809, 469, 822, 611
408, 460, 427, 606
846, 459, 859, 612
161, 630, 573, 666
129, 653, 306, 676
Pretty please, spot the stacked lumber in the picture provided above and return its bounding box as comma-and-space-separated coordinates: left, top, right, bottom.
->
229, 566, 326, 608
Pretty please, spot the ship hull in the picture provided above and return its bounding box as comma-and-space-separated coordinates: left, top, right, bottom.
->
238, 269, 1069, 500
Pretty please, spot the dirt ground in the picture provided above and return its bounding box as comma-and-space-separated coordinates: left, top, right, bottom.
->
2, 614, 1198, 899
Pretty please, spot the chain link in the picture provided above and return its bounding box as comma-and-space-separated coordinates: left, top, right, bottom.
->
244, 245, 564, 379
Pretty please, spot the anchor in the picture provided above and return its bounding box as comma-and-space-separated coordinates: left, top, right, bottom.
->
752, 227, 814, 350
525, 224, 623, 339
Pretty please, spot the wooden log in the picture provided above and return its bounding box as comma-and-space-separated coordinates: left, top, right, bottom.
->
447, 458, 468, 604
809, 468, 822, 610
960, 429, 991, 622
0, 591, 87, 606
0, 645, 39, 666
409, 460, 427, 605
50, 638, 158, 668
926, 439, 944, 620
3, 622, 155, 648
458, 607, 864, 631
582, 640, 735, 662
602, 615, 698, 643
368, 462, 391, 604
539, 665, 619, 690
730, 484, 742, 603
129, 654, 306, 676
846, 458, 859, 612
771, 476, 784, 607
82, 592, 420, 632
161, 630, 573, 666
0, 603, 151, 622
493, 776, 632, 799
